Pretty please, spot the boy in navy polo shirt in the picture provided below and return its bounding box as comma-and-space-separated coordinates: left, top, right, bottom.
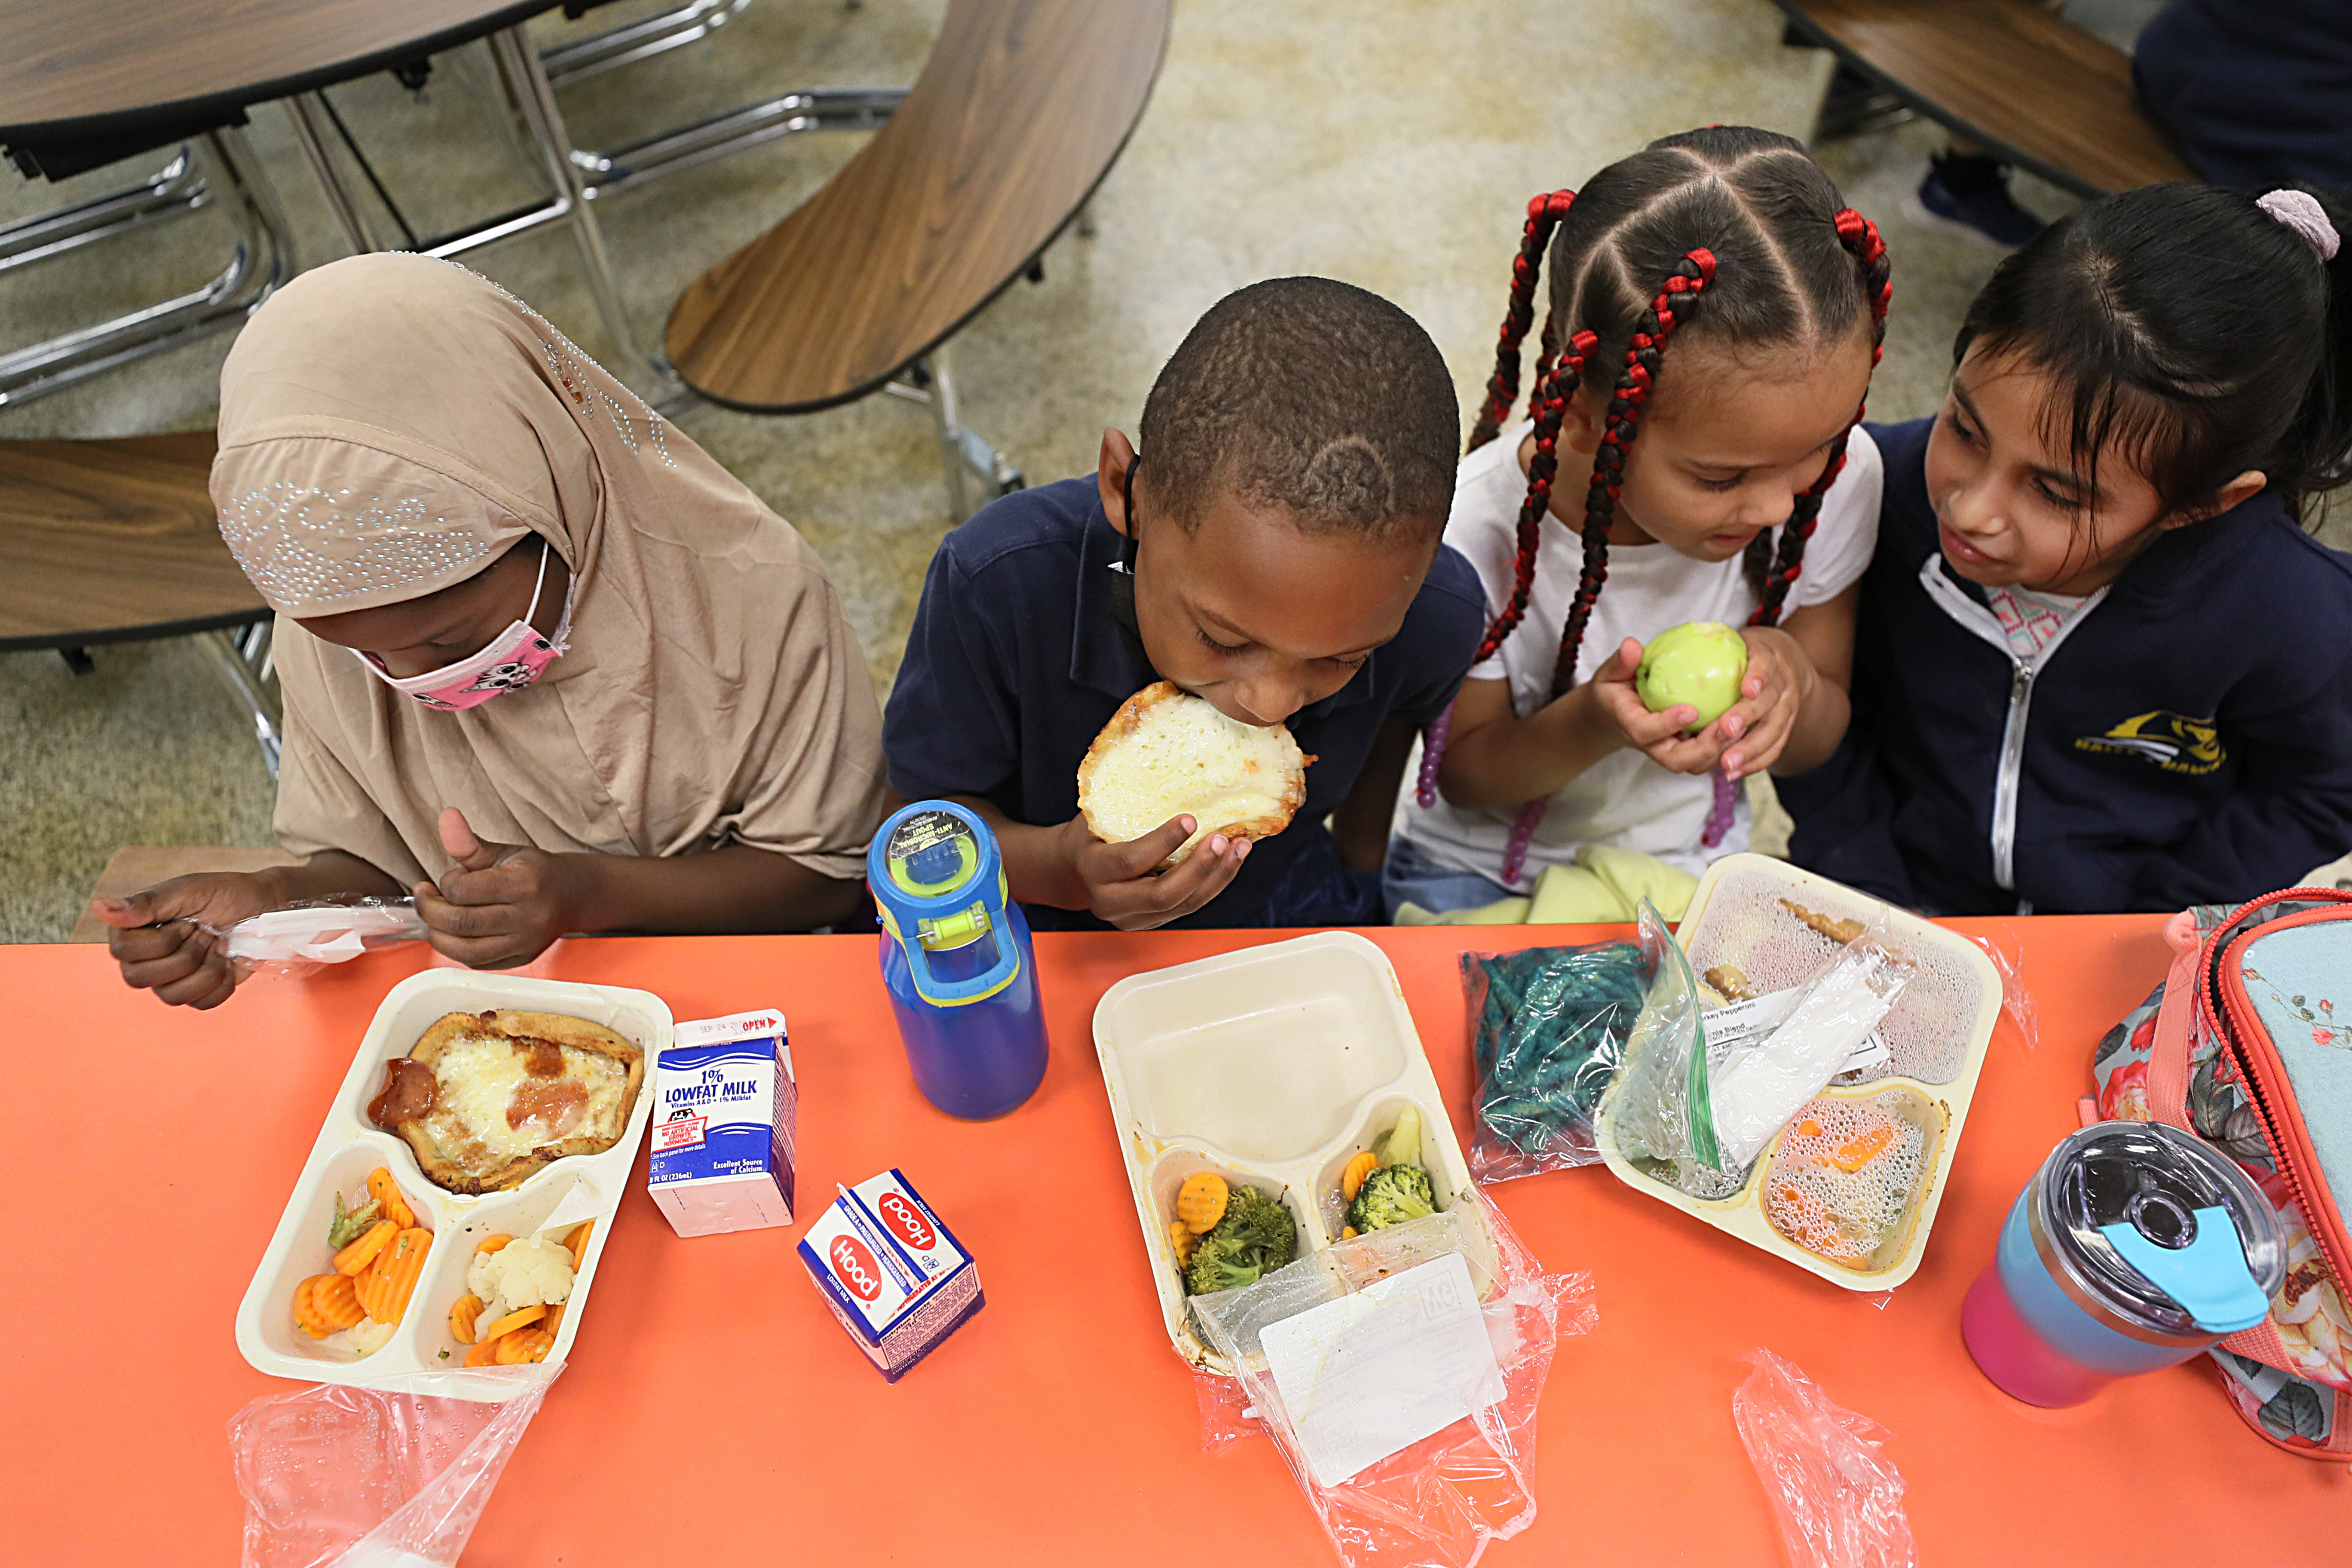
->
884, 277, 1485, 930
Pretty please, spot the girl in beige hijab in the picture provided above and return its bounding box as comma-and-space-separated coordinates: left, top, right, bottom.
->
101, 254, 885, 1007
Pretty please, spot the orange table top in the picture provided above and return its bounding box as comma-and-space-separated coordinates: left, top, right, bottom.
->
4, 919, 2346, 1564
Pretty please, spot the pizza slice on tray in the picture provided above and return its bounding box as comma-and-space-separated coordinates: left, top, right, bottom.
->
370, 1009, 643, 1194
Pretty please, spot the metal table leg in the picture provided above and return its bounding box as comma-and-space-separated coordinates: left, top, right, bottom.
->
487, 24, 660, 380
195, 621, 283, 780
910, 346, 1023, 523
283, 93, 378, 254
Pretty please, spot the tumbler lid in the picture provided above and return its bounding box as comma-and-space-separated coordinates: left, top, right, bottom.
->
2033, 1121, 2285, 1338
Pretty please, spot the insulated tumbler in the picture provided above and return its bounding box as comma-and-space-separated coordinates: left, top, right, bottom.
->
870, 800, 1048, 1120
1961, 1120, 2285, 1407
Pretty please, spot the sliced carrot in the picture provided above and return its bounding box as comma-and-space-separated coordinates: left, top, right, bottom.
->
449, 1292, 484, 1345
464, 1339, 501, 1367
564, 1220, 594, 1271
475, 1234, 512, 1257
367, 1168, 416, 1231
1341, 1225, 1359, 1240
312, 1272, 365, 1332
377, 1228, 432, 1325
1824, 1125, 1895, 1173
1174, 1173, 1229, 1235
333, 1219, 398, 1277
1341, 1151, 1379, 1202
542, 1302, 565, 1337
517, 1326, 556, 1363
355, 1254, 388, 1322
493, 1328, 539, 1365
478, 1303, 545, 1342
1169, 1220, 1197, 1267
292, 1275, 323, 1335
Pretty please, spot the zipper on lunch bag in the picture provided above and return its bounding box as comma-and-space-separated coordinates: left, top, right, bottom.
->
2205, 893, 2352, 1285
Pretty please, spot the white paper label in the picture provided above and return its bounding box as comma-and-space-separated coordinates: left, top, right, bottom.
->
1706, 988, 1888, 1078
1257, 1252, 1504, 1488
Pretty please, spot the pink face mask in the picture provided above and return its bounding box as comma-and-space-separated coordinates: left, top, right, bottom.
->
361, 540, 573, 712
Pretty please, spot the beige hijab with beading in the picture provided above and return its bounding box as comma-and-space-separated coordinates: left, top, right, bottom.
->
212, 253, 884, 887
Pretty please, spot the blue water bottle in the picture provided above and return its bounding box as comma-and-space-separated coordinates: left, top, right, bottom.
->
870, 800, 1048, 1119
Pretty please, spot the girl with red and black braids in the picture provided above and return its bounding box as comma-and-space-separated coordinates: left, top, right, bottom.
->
1386, 127, 1891, 916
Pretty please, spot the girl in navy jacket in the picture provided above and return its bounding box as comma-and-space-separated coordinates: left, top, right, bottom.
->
1783, 181, 2352, 914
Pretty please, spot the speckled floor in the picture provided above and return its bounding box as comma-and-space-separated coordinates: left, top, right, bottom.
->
0, 0, 2164, 939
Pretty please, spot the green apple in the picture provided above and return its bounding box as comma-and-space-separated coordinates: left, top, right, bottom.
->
1636, 621, 1748, 733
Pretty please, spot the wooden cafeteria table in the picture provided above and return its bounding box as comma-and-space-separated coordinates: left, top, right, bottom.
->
4, 920, 2345, 1564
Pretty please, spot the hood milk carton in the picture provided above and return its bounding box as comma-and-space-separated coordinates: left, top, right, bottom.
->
648, 1009, 796, 1237
798, 1170, 983, 1381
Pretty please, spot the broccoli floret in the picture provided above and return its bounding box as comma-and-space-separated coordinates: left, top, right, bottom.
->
1348, 1163, 1436, 1233
1183, 1185, 1298, 1296
1217, 1184, 1295, 1253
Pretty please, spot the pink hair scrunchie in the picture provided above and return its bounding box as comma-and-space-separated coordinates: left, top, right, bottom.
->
2257, 189, 2341, 263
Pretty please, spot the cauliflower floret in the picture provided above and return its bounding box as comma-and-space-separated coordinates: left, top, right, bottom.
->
343, 1318, 397, 1357
466, 1234, 576, 1317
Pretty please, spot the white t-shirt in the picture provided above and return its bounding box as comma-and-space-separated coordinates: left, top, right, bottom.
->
1392, 421, 1883, 888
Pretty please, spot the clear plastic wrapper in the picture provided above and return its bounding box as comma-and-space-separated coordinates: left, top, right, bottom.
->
1188, 1190, 1593, 1568
1709, 938, 1906, 1169
228, 1365, 559, 1568
213, 898, 430, 980
1461, 940, 1648, 1180
1963, 927, 2040, 1051
1732, 1349, 1916, 1568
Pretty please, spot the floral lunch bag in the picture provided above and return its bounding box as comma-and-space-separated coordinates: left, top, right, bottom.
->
2090, 888, 2352, 1458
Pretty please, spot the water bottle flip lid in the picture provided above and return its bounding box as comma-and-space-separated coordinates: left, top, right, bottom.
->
2034, 1121, 2285, 1338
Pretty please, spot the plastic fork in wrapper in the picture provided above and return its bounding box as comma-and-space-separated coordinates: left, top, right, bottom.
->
210, 900, 430, 979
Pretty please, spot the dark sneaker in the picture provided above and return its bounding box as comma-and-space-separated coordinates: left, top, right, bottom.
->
1906, 155, 2046, 251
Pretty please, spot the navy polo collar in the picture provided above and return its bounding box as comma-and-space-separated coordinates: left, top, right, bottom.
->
1064, 492, 1379, 718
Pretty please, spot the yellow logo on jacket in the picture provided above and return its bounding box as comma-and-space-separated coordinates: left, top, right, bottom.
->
2074, 710, 2224, 775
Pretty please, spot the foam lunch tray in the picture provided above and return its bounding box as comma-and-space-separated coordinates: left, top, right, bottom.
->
1093, 931, 1496, 1372
236, 970, 669, 1400
1599, 854, 2001, 1290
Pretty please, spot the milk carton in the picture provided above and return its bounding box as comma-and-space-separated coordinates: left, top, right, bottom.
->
798, 1170, 983, 1381
647, 1009, 796, 1237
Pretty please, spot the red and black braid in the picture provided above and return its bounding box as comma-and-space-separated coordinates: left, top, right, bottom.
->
1469, 328, 1599, 665
1416, 326, 1598, 809
1547, 249, 1719, 698
1488, 249, 1717, 880
1747, 209, 1892, 628
1469, 190, 1578, 450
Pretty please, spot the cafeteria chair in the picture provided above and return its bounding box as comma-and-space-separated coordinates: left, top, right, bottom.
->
0, 118, 296, 407
0, 433, 284, 777
1774, 0, 2197, 195
664, 0, 1173, 520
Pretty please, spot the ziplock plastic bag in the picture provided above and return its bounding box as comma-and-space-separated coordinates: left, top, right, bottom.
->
1732, 1349, 1916, 1568
214, 899, 430, 980
1604, 902, 1906, 1198
1598, 900, 1731, 1196
1189, 1190, 1594, 1568
1462, 940, 1648, 1180
228, 1366, 557, 1568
